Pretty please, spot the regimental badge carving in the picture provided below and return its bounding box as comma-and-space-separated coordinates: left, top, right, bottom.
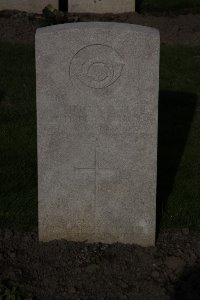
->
69, 44, 124, 89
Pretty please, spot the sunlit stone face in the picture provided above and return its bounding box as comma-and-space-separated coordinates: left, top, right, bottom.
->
36, 22, 160, 247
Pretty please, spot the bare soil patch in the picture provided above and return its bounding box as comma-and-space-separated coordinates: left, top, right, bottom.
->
1, 228, 200, 299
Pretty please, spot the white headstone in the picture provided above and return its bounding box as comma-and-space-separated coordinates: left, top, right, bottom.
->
0, 0, 58, 13
68, 0, 135, 13
36, 22, 160, 247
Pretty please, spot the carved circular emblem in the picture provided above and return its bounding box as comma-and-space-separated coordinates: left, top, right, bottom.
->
69, 44, 124, 89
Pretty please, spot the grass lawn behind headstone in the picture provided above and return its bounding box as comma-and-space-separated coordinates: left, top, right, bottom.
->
0, 42, 200, 231
158, 45, 200, 228
140, 0, 200, 12
0, 43, 37, 230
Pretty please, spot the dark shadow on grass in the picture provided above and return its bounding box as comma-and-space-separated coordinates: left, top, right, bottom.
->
135, 0, 144, 13
171, 265, 200, 300
156, 91, 197, 236
0, 89, 6, 103
59, 0, 68, 12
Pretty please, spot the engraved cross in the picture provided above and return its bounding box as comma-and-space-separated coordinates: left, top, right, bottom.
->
74, 146, 113, 200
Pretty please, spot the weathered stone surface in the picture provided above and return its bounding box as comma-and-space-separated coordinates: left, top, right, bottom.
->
36, 22, 160, 247
0, 0, 58, 13
68, 0, 135, 13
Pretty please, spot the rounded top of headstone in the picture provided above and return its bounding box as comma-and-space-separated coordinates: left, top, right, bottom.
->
36, 22, 160, 38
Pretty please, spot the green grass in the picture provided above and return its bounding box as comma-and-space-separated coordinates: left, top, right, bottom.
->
0, 281, 23, 300
0, 42, 200, 230
140, 0, 200, 12
0, 43, 37, 230
158, 46, 200, 228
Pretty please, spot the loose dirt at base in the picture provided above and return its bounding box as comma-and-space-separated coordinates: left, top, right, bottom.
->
1, 228, 200, 299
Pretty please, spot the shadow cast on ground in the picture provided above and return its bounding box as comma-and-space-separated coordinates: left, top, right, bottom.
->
59, 0, 68, 12
156, 90, 197, 234
172, 265, 200, 300
0, 89, 5, 103
135, 0, 144, 13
